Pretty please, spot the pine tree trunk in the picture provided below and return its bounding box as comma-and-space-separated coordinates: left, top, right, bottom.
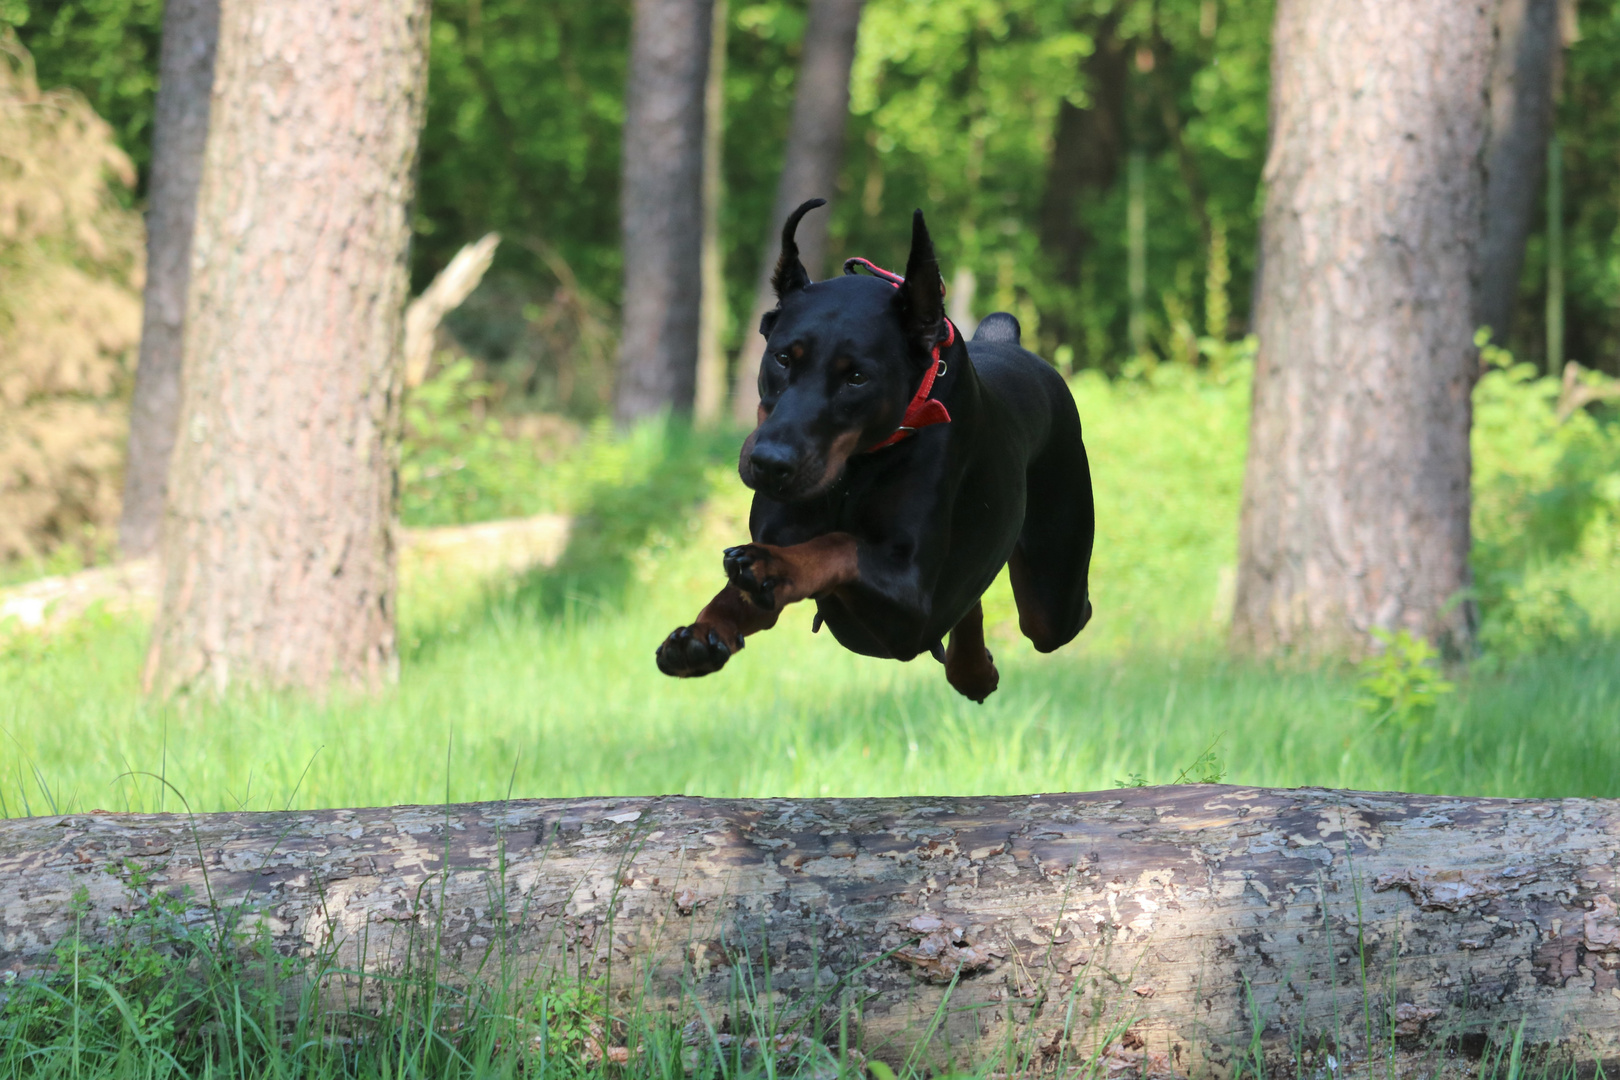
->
693, 0, 730, 427
730, 0, 864, 426
1232, 0, 1492, 659
3, 788, 1618, 1069
1477, 0, 1561, 345
615, 0, 714, 424
118, 0, 219, 560
1038, 13, 1127, 363
142, 0, 431, 696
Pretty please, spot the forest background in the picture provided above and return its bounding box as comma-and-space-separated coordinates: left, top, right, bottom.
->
11, 0, 1620, 420
0, 3, 1617, 1068
0, 0, 1615, 809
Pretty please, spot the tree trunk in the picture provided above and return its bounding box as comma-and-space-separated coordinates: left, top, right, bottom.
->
614, 0, 715, 424
1037, 13, 1127, 362
142, 0, 431, 696
3, 788, 1617, 1070
117, 0, 219, 560
1232, 0, 1491, 659
694, 0, 730, 427
1477, 0, 1561, 346
730, 0, 864, 426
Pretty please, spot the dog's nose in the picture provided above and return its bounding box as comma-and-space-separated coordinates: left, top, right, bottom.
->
749, 443, 798, 490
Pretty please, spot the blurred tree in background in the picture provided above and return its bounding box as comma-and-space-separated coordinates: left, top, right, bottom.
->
7, 0, 1619, 412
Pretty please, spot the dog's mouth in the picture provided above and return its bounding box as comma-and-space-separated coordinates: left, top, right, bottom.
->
739, 430, 862, 503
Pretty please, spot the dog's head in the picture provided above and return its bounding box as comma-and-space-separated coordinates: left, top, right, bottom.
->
740, 200, 950, 502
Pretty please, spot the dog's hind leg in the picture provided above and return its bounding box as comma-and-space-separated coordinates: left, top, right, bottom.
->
945, 601, 999, 703
655, 585, 781, 677
1009, 398, 1096, 653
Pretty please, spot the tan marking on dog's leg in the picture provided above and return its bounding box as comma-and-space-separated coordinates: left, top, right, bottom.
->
655, 584, 783, 678
694, 584, 780, 648
945, 600, 999, 703
729, 533, 860, 608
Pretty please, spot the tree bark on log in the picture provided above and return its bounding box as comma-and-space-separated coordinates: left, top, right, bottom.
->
3, 788, 1617, 1070
143, 0, 431, 695
1232, 0, 1492, 660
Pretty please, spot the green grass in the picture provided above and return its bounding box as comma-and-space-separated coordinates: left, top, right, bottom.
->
1, 362, 1617, 1077
3, 362, 1617, 815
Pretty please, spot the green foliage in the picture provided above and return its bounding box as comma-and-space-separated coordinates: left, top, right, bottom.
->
7, 0, 161, 196
21, 0, 1620, 391
841, 0, 1273, 366
1472, 333, 1620, 658
0, 867, 315, 1071
1172, 734, 1226, 784
1355, 629, 1456, 734
400, 358, 553, 527
1526, 0, 1620, 374
416, 0, 629, 304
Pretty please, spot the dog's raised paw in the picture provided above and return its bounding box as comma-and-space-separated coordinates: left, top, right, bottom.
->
724, 545, 784, 610
655, 624, 733, 677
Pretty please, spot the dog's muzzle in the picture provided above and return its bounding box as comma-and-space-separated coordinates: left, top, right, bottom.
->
744, 441, 801, 498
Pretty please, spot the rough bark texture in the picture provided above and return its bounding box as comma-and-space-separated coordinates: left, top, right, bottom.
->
730, 0, 864, 426
143, 0, 431, 695
3, 788, 1617, 1070
118, 0, 219, 560
694, 0, 730, 427
615, 0, 714, 424
1232, 0, 1491, 659
1477, 0, 1560, 345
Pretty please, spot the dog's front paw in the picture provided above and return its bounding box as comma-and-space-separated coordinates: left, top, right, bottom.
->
655, 624, 737, 677
724, 545, 787, 610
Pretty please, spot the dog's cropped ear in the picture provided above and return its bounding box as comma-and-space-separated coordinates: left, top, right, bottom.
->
770, 198, 827, 301
894, 209, 947, 357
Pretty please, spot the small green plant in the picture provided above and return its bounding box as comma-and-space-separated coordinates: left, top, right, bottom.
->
1355, 629, 1456, 734
1173, 734, 1227, 784
1113, 773, 1149, 789
401, 357, 553, 527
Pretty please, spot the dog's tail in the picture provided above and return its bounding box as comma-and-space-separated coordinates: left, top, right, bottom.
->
971, 312, 1021, 345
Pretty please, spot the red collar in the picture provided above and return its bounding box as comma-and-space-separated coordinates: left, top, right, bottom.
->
844, 257, 955, 452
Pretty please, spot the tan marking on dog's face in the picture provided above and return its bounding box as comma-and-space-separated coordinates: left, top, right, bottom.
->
806, 429, 863, 495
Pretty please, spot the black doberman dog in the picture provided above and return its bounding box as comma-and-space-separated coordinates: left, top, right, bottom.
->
655, 199, 1093, 701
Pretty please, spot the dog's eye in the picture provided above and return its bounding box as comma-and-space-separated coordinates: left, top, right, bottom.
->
774, 352, 790, 368
846, 370, 868, 386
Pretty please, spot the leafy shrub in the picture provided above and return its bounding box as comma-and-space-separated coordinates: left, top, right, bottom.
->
1472, 334, 1620, 657
400, 357, 560, 527
1355, 629, 1456, 734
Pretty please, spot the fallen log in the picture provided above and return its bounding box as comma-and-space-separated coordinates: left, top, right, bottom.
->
2, 787, 1617, 1072
0, 512, 568, 631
